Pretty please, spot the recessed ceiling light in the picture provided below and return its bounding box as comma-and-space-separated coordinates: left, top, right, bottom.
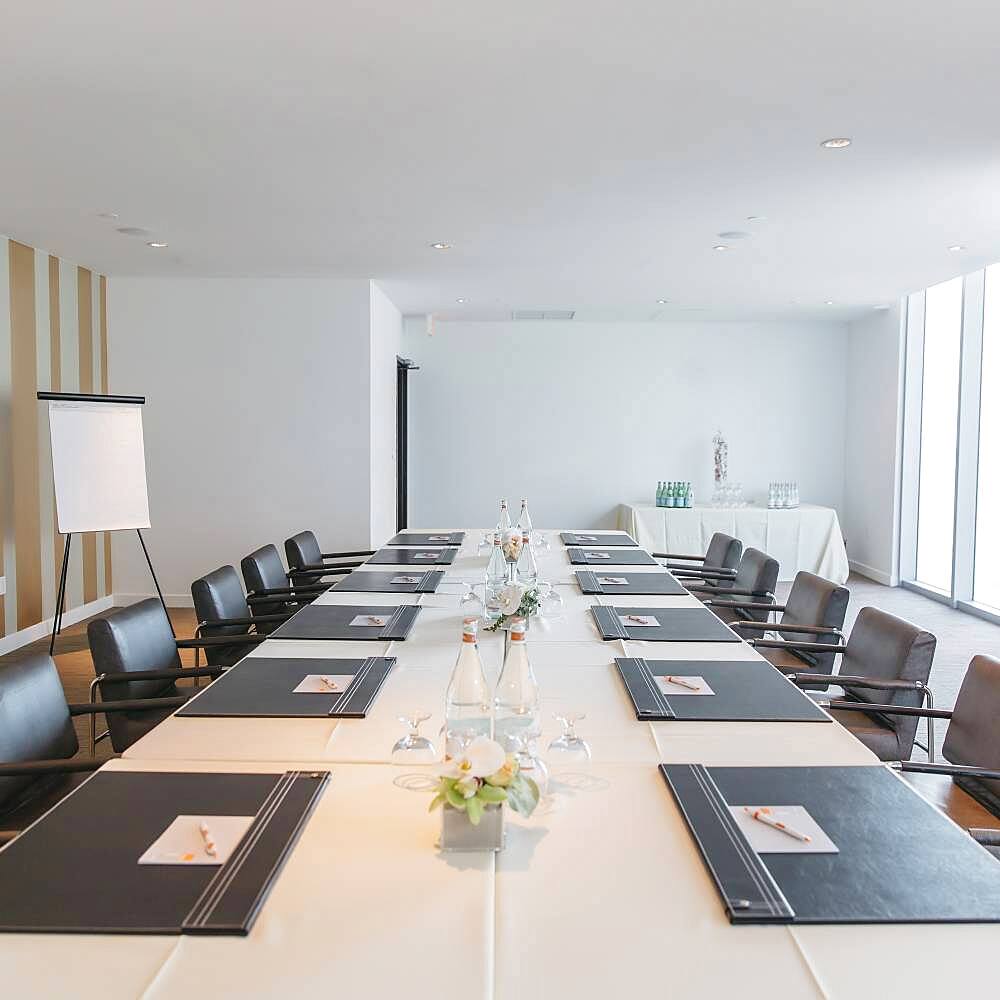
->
656, 299, 668, 305
147, 242, 168, 248
746, 215, 766, 223
948, 244, 966, 252
97, 211, 119, 220
825, 300, 835, 305
718, 231, 750, 241
430, 242, 451, 250
713, 244, 729, 251
455, 298, 466, 303
820, 137, 852, 148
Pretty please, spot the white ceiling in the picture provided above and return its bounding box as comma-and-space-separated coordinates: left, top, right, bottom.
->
2, 1, 999, 321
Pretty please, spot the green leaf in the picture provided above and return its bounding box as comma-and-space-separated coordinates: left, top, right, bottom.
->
506, 775, 540, 817
428, 792, 445, 812
444, 783, 467, 810
477, 784, 507, 803
465, 795, 484, 825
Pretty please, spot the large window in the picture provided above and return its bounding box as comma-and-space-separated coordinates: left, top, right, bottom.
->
914, 277, 963, 592
974, 263, 1000, 607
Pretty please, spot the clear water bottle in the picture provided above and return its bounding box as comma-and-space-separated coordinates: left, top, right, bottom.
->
497, 499, 512, 534
516, 530, 538, 588
493, 617, 540, 758
485, 532, 507, 622
444, 618, 492, 757
516, 499, 533, 544
667, 481, 676, 508
655, 481, 664, 507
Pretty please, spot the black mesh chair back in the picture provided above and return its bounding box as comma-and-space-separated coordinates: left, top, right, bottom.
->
704, 532, 742, 572
87, 599, 183, 752
832, 607, 936, 761
191, 566, 257, 665
0, 653, 78, 817
777, 571, 849, 676
942, 655, 1000, 815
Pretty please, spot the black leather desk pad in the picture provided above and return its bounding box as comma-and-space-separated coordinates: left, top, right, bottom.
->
568, 547, 658, 566
591, 605, 741, 642
576, 570, 686, 595
328, 570, 443, 594
0, 770, 328, 935
178, 656, 395, 718
560, 532, 638, 547
386, 531, 465, 546
615, 658, 829, 722
367, 547, 457, 565
269, 604, 420, 641
661, 764, 1000, 924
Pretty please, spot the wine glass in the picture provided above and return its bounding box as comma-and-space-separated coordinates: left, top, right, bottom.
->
459, 581, 484, 619
391, 712, 437, 764
548, 712, 591, 763
537, 582, 564, 619
477, 532, 494, 556
533, 532, 551, 553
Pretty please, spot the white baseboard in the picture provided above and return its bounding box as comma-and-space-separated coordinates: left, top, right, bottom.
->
113, 592, 194, 608
848, 560, 898, 587
0, 595, 115, 656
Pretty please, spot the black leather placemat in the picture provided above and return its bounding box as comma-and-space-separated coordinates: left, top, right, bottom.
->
567, 547, 658, 566
366, 547, 457, 565
615, 658, 829, 722
269, 603, 421, 641
661, 764, 1000, 924
0, 770, 328, 935
560, 532, 638, 547
328, 570, 444, 594
178, 657, 395, 718
386, 531, 465, 546
576, 571, 687, 595
590, 606, 741, 642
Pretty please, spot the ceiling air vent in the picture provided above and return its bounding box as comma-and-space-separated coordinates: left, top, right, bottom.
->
511, 310, 576, 321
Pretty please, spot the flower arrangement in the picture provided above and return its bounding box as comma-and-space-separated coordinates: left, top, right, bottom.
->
430, 736, 540, 825
501, 529, 523, 563
484, 582, 539, 631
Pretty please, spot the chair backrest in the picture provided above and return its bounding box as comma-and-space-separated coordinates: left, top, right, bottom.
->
841, 606, 936, 759
704, 532, 742, 572
191, 566, 255, 665
0, 653, 78, 814
241, 544, 288, 594
778, 571, 850, 676
728, 548, 779, 620
285, 531, 323, 572
943, 655, 1000, 816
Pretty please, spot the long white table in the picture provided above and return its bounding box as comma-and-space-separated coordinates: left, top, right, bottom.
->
4, 527, 998, 998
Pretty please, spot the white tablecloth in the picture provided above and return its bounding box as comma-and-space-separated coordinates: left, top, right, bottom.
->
618, 503, 850, 584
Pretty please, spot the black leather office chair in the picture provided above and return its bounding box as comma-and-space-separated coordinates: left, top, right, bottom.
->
687, 547, 779, 622
653, 532, 742, 582
191, 565, 290, 658
0, 651, 217, 843
717, 571, 850, 686
241, 543, 328, 621
766, 606, 937, 762
87, 599, 231, 753
285, 530, 373, 588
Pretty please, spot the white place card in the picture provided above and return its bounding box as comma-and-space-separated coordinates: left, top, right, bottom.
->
350, 614, 388, 627
585, 551, 611, 559
729, 806, 839, 854
576, 534, 599, 542
413, 552, 438, 559
293, 674, 356, 694
619, 614, 659, 627
597, 576, 628, 585
656, 674, 714, 696
138, 815, 254, 866
427, 535, 451, 541
391, 575, 422, 584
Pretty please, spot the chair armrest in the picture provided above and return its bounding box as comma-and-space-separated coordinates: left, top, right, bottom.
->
247, 585, 327, 598
287, 566, 357, 579
704, 601, 785, 613
321, 550, 375, 559
670, 567, 736, 580
245, 595, 313, 608
896, 761, 1000, 781
826, 699, 951, 719
733, 621, 845, 640
90, 667, 224, 686
0, 757, 104, 778
971, 828, 1000, 847
196, 614, 289, 633
69, 695, 191, 715
652, 552, 705, 562
834, 675, 931, 693
752, 638, 846, 654
699, 588, 774, 600
175, 634, 267, 649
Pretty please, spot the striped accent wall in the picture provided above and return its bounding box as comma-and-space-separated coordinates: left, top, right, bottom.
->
0, 235, 112, 639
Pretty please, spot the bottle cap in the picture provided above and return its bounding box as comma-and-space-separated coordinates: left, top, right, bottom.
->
509, 616, 526, 640
462, 617, 478, 641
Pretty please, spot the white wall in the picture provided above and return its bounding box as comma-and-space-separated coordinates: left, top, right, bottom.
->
110, 277, 397, 602
370, 283, 402, 545
402, 319, 849, 528
843, 305, 905, 584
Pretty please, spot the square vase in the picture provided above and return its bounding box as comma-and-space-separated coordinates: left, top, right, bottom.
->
440, 804, 505, 852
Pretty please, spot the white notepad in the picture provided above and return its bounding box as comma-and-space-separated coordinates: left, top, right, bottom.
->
413, 552, 438, 559
729, 806, 839, 854
619, 614, 659, 627
597, 576, 628, 585
657, 675, 714, 695
138, 815, 254, 866
576, 534, 599, 542
349, 614, 388, 627
293, 674, 356, 694
391, 575, 422, 584
427, 535, 451, 542
585, 551, 611, 559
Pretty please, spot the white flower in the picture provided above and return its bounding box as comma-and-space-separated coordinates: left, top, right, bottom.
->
443, 736, 507, 781
498, 583, 526, 615
501, 530, 523, 562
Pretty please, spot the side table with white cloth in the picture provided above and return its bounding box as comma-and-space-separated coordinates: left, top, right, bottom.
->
618, 502, 850, 584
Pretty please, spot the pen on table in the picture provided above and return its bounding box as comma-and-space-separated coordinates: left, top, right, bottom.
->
664, 675, 700, 691
319, 676, 341, 692
743, 806, 812, 842
199, 821, 218, 857
626, 615, 650, 624
367, 616, 385, 626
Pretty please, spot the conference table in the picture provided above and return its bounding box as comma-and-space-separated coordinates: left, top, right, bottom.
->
3, 529, 998, 999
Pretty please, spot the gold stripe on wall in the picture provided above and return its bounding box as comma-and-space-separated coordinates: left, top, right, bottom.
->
49, 255, 63, 600
9, 241, 42, 630
78, 266, 98, 604
100, 274, 112, 596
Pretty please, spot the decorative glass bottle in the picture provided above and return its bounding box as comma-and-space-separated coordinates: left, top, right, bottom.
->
444, 618, 492, 758
484, 532, 506, 623
493, 617, 540, 760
